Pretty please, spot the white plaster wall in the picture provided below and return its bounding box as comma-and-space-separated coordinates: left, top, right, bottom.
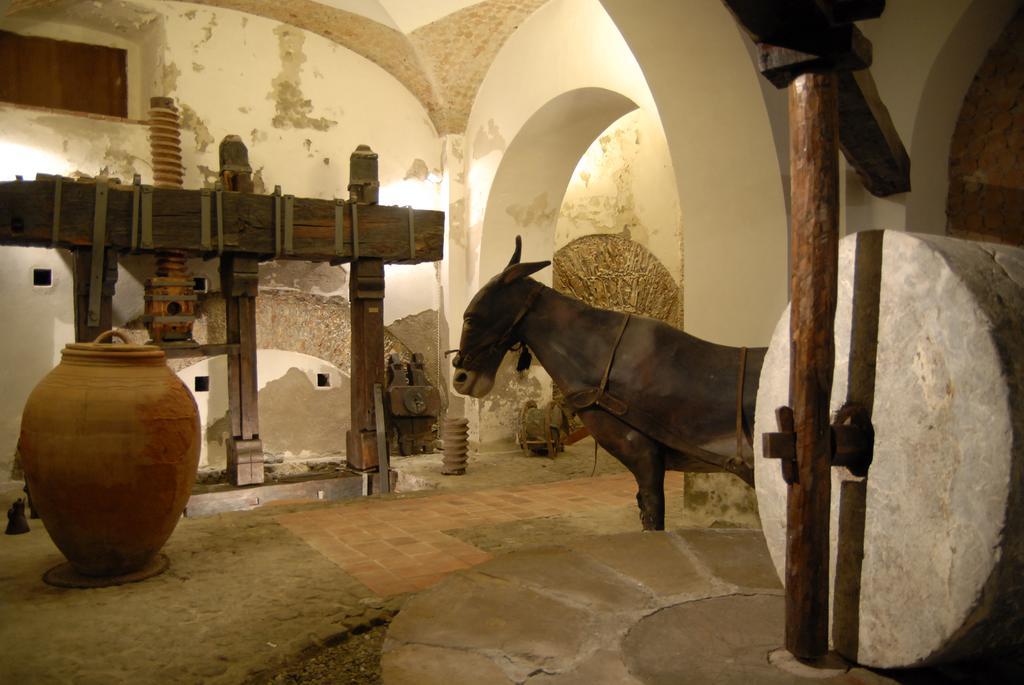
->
554, 108, 682, 284
0, 247, 75, 478
316, 1, 400, 30
177, 349, 347, 467
600, 0, 789, 348
378, 0, 481, 33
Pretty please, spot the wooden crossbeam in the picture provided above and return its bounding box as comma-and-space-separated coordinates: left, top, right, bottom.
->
722, 0, 909, 197
838, 69, 910, 196
0, 177, 444, 263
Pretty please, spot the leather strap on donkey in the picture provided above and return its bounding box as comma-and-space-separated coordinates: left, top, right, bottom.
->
565, 313, 631, 416
566, 314, 751, 470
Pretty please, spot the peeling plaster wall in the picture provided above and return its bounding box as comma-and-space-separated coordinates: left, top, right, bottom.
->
554, 108, 683, 289
150, 0, 443, 206
177, 350, 348, 467
166, 0, 446, 131
0, 104, 152, 182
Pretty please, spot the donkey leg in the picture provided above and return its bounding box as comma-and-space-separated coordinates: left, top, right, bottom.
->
579, 410, 666, 531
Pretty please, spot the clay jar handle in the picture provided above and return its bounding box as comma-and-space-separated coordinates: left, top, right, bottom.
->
93, 329, 131, 345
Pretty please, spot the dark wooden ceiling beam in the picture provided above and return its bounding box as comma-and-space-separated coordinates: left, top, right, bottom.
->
812, 0, 886, 25
722, 0, 909, 197
838, 68, 910, 196
0, 177, 444, 263
758, 25, 872, 88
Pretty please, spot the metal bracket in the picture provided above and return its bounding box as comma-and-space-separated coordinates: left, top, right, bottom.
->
351, 201, 360, 260
140, 185, 154, 250
200, 187, 212, 251
763, 403, 874, 484
273, 185, 283, 256
831, 403, 874, 477
215, 182, 225, 255
407, 206, 415, 260
763, 405, 798, 484
283, 193, 295, 255
52, 176, 63, 245
129, 175, 141, 251
334, 199, 345, 258
374, 383, 390, 495
88, 180, 109, 326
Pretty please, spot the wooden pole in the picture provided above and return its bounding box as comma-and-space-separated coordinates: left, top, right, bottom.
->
347, 257, 385, 472
219, 139, 264, 486
786, 71, 840, 660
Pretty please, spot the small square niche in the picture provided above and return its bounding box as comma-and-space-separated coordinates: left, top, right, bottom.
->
194, 376, 210, 392
33, 268, 52, 287
193, 277, 208, 293
316, 373, 331, 388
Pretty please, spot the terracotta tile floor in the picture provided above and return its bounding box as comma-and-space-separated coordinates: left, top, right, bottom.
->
276, 472, 683, 596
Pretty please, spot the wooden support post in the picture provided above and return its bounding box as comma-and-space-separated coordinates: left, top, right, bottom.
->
221, 253, 263, 486
347, 257, 385, 472
72, 247, 117, 342
786, 71, 840, 660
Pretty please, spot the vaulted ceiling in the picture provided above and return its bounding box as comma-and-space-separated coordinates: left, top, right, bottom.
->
3, 0, 551, 133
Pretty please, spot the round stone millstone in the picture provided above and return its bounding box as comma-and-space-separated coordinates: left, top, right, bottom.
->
754, 231, 1024, 668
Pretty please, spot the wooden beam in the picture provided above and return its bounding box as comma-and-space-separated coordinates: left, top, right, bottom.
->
758, 26, 871, 88
722, 0, 870, 56
812, 0, 885, 24
347, 258, 385, 472
0, 178, 444, 263
786, 72, 840, 660
725, 0, 909, 198
838, 69, 910, 196
221, 254, 264, 486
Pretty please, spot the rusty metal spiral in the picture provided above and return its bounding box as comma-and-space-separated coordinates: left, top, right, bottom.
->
148, 97, 185, 189
441, 417, 469, 475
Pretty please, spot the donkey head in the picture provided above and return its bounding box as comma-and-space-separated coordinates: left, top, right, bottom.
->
451, 236, 550, 398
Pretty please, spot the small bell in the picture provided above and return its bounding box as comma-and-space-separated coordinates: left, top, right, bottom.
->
5, 498, 30, 535
516, 345, 533, 372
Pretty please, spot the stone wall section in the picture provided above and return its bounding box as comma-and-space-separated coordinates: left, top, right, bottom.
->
947, 9, 1024, 246
409, 0, 547, 134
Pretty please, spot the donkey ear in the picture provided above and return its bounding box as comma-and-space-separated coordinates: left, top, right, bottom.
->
506, 235, 523, 267
501, 260, 550, 284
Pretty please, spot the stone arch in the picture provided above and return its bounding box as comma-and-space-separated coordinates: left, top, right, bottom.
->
477, 87, 640, 285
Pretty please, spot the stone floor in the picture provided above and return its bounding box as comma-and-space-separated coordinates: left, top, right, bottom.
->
2, 441, 1020, 684
0, 441, 677, 684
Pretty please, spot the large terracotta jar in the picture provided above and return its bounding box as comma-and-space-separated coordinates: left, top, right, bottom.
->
19, 331, 200, 577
